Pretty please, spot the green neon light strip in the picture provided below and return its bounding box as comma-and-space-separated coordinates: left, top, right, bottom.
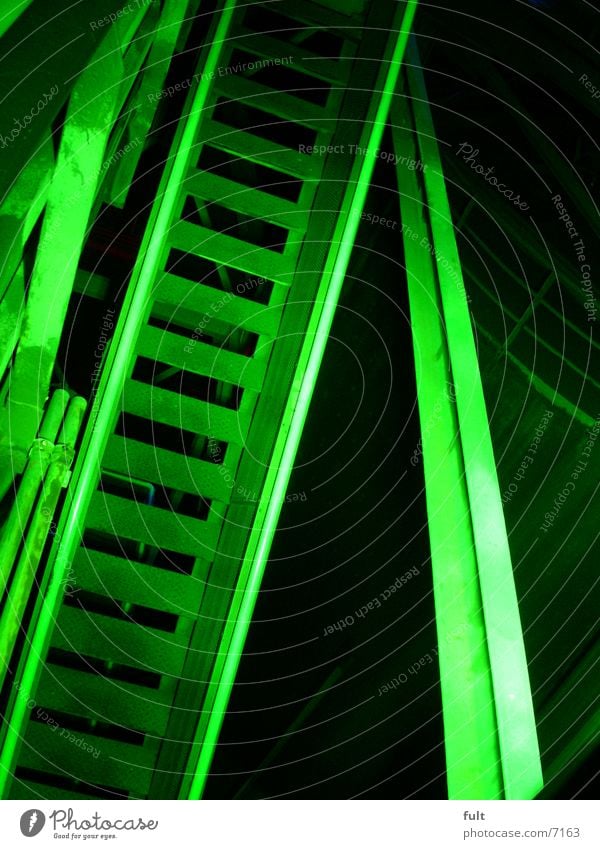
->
392, 102, 502, 800
405, 39, 542, 800
185, 0, 419, 800
0, 0, 34, 38
0, 0, 239, 797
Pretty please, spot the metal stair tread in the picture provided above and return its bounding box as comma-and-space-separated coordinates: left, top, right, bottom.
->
214, 74, 329, 130
153, 267, 286, 334
9, 779, 93, 800
167, 222, 295, 287
234, 27, 347, 85
72, 546, 205, 617
103, 434, 235, 504
201, 119, 321, 180
20, 721, 157, 797
51, 605, 188, 676
271, 0, 362, 35
121, 380, 247, 446
85, 491, 221, 557
137, 323, 267, 391
36, 664, 173, 738
185, 168, 309, 230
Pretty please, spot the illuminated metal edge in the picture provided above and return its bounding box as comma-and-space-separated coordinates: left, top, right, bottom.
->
391, 98, 503, 800
0, 0, 239, 798
183, 0, 420, 801
402, 39, 543, 800
0, 0, 34, 39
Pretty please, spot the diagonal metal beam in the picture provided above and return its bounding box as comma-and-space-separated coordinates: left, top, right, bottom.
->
392, 96, 503, 801
392, 37, 543, 800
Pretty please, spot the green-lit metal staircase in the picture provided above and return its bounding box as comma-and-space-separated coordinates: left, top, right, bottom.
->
3, 0, 417, 800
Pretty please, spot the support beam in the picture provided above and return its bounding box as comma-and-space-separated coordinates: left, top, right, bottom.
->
1, 2, 152, 483
392, 98, 503, 801
0, 0, 34, 39
392, 39, 543, 800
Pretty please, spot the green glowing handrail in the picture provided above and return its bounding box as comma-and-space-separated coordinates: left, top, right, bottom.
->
184, 0, 420, 800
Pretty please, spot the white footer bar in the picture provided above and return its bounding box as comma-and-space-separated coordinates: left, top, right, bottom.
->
0, 800, 598, 848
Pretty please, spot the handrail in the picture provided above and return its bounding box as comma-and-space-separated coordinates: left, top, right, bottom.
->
183, 0, 420, 800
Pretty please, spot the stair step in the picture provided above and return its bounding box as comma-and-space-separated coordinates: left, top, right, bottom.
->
85, 491, 221, 557
73, 268, 111, 300
272, 0, 362, 34
202, 119, 321, 181
72, 547, 203, 617
185, 168, 309, 230
10, 778, 93, 800
235, 28, 346, 85
214, 74, 328, 130
52, 605, 187, 676
153, 269, 284, 334
103, 435, 234, 504
20, 721, 156, 798
121, 380, 246, 445
137, 323, 267, 391
36, 664, 173, 737
168, 222, 294, 286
